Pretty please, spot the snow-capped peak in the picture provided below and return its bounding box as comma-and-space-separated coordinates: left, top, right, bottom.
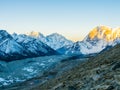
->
0, 30, 12, 40
46, 33, 70, 43
58, 26, 120, 55
87, 26, 120, 42
88, 26, 112, 41
26, 31, 46, 40
26, 31, 42, 37
26, 31, 47, 43
46, 33, 73, 50
25, 32, 74, 50
0, 30, 58, 61
47, 33, 63, 38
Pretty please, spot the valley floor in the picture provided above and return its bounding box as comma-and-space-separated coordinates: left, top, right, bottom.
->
0, 55, 88, 90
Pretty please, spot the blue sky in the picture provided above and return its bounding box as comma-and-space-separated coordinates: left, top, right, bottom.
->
0, 0, 120, 41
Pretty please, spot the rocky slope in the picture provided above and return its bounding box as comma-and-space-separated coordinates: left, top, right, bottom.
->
30, 44, 120, 90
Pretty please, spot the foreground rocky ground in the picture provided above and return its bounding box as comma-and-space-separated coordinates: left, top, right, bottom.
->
1, 44, 120, 90
31, 44, 120, 90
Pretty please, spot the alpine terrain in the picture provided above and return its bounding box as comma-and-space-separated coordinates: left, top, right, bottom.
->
58, 26, 120, 55
28, 44, 120, 90
0, 30, 58, 61
27, 31, 74, 50
0, 26, 120, 90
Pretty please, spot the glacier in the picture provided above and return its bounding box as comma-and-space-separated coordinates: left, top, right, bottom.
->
0, 55, 71, 87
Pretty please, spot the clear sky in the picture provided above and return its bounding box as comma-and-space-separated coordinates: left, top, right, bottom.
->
0, 0, 120, 41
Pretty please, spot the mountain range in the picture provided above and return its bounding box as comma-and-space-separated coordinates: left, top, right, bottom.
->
0, 25, 120, 61
0, 26, 120, 89
26, 31, 74, 50
0, 30, 58, 61
26, 26, 120, 55
58, 26, 120, 54
3, 36, 120, 90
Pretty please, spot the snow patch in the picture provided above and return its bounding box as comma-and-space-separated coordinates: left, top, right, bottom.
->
23, 67, 34, 72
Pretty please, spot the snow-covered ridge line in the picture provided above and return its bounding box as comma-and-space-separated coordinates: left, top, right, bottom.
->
58, 26, 120, 55
0, 25, 120, 61
0, 30, 58, 61
26, 31, 74, 50
88, 26, 120, 41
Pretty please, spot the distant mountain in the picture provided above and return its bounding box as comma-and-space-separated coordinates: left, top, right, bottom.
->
0, 30, 58, 61
58, 26, 120, 55
26, 31, 47, 42
13, 34, 58, 56
0, 30, 28, 61
46, 33, 73, 50
27, 31, 73, 50
1, 25, 120, 61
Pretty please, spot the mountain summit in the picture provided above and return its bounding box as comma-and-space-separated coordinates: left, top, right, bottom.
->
58, 26, 120, 55
26, 31, 45, 39
88, 26, 120, 41
0, 30, 58, 61
45, 33, 73, 50
27, 32, 73, 50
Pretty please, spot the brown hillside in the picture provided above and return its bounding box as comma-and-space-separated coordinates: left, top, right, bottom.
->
32, 44, 120, 90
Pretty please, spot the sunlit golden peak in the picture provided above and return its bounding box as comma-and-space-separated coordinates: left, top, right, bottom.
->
26, 31, 40, 37
89, 26, 120, 42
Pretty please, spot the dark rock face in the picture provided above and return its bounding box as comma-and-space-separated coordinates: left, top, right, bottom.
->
68, 86, 77, 90
106, 85, 114, 90
112, 62, 120, 70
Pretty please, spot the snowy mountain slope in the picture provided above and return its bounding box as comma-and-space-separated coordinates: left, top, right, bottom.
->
27, 31, 74, 50
0, 30, 28, 61
26, 31, 47, 42
1, 25, 120, 59
13, 34, 58, 56
58, 26, 120, 55
0, 30, 58, 61
46, 33, 73, 50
